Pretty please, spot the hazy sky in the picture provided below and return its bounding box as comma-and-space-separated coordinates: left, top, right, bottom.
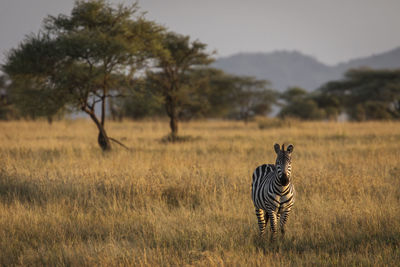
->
1, 0, 399, 65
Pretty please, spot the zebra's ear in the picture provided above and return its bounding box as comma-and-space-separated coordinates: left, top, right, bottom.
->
274, 143, 280, 154
287, 144, 294, 153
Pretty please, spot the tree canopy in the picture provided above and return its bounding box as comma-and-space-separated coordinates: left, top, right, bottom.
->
2, 0, 164, 150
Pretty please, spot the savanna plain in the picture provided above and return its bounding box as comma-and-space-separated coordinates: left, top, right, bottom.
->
0, 119, 399, 266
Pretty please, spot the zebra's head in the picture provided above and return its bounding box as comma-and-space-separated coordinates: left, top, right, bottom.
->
274, 143, 294, 186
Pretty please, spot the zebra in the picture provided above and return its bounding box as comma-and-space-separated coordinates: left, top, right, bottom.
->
251, 143, 295, 241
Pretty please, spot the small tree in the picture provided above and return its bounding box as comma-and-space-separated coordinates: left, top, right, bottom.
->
148, 32, 214, 141
3, 0, 163, 150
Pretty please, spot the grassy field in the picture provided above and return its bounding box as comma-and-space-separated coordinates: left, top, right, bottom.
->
0, 119, 399, 266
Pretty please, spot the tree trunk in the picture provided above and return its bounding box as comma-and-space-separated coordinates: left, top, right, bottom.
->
47, 115, 53, 125
97, 88, 111, 151
243, 114, 249, 124
170, 114, 178, 141
97, 129, 111, 151
83, 106, 112, 151
101, 93, 106, 126
165, 95, 178, 141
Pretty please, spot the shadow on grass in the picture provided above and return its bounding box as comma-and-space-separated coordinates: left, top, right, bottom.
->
0, 170, 204, 211
161, 185, 201, 210
250, 227, 399, 257
0, 170, 82, 206
0, 169, 138, 208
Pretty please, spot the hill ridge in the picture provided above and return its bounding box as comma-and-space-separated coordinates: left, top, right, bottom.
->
212, 47, 400, 91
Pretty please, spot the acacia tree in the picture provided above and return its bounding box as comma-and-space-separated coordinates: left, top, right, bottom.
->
147, 32, 214, 141
2, 0, 163, 150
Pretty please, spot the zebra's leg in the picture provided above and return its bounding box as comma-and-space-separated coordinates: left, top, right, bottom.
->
264, 210, 269, 227
255, 208, 267, 236
267, 210, 278, 241
279, 210, 290, 237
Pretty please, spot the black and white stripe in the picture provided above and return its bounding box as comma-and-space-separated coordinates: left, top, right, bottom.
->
251, 143, 295, 240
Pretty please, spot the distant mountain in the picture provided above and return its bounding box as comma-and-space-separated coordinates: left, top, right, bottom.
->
334, 47, 400, 73
212, 47, 400, 91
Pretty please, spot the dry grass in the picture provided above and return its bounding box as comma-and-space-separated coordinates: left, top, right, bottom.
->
0, 119, 399, 266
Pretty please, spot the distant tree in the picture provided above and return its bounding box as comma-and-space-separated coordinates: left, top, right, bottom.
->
311, 92, 341, 120
279, 98, 326, 120
195, 69, 278, 121
2, 1, 164, 150
173, 67, 239, 120
279, 87, 326, 120
121, 68, 227, 120
0, 74, 17, 120
188, 68, 237, 118
147, 32, 214, 141
122, 78, 164, 119
122, 68, 277, 122
280, 87, 308, 103
122, 69, 212, 121
227, 76, 276, 123
320, 69, 400, 120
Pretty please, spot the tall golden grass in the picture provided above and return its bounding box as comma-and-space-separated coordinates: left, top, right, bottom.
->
0, 119, 399, 266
